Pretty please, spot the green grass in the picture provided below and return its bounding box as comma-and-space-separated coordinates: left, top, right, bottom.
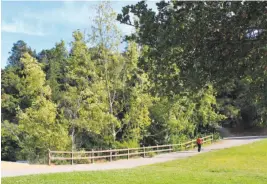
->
2, 139, 267, 184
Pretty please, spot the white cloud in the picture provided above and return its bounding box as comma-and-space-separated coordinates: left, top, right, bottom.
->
2, 1, 158, 37
24, 2, 95, 27
2, 20, 46, 36
22, 2, 136, 35
2, 2, 93, 37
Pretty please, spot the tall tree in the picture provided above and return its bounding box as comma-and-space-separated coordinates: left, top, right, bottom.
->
118, 1, 267, 127
1, 41, 37, 161
47, 41, 68, 102
17, 53, 69, 162
90, 1, 124, 143
2, 40, 37, 123
119, 42, 153, 144
61, 31, 109, 150
89, 2, 154, 146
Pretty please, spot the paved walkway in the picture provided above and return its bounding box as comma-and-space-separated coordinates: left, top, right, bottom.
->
2, 136, 267, 177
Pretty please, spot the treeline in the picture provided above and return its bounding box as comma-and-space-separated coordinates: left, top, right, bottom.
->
1, 1, 267, 163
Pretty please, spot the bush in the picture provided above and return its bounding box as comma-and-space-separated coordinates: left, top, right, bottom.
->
53, 160, 70, 165
1, 121, 21, 162
74, 159, 91, 164
114, 140, 139, 149
146, 152, 156, 158
213, 132, 221, 141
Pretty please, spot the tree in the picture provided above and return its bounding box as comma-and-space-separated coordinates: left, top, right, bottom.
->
118, 1, 267, 128
61, 30, 110, 150
1, 121, 21, 161
1, 40, 37, 161
47, 41, 68, 102
119, 42, 153, 145
90, 1, 124, 143
88, 2, 155, 147
118, 1, 267, 89
146, 85, 225, 145
2, 40, 37, 123
17, 53, 69, 163
7, 40, 37, 67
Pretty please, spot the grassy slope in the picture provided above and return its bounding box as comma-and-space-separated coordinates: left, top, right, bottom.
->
2, 139, 267, 184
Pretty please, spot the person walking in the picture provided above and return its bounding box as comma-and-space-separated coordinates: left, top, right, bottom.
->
196, 137, 203, 152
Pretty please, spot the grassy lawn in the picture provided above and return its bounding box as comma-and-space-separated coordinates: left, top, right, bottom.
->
2, 139, 267, 184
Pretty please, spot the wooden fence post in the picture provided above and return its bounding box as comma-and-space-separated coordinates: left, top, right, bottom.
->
110, 149, 112, 162
91, 149, 94, 164
156, 144, 158, 152
90, 150, 92, 163
127, 148, 129, 160
169, 145, 171, 152
71, 150, 73, 165
48, 149, 51, 166
143, 146, 145, 158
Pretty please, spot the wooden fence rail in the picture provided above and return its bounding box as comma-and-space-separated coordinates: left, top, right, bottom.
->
48, 135, 214, 165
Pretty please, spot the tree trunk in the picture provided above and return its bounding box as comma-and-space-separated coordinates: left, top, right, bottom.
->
71, 126, 75, 151
110, 101, 116, 142
104, 59, 116, 142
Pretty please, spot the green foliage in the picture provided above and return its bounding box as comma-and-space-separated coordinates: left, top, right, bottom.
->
196, 85, 226, 126
42, 41, 68, 102
61, 30, 110, 151
17, 53, 70, 162
1, 121, 21, 161
1, 41, 38, 161
146, 151, 156, 158
1, 71, 21, 121
147, 85, 225, 145
90, 1, 121, 51
118, 1, 267, 128
88, 2, 124, 143
7, 40, 37, 67
114, 140, 139, 149
120, 42, 154, 143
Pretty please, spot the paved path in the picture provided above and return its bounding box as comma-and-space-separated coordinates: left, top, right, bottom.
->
2, 136, 267, 177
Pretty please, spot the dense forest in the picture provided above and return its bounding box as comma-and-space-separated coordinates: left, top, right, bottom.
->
1, 1, 267, 163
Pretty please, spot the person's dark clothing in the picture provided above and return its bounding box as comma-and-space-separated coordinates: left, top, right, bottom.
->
197, 143, 201, 152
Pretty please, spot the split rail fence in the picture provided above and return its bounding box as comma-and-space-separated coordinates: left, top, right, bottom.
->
48, 134, 214, 165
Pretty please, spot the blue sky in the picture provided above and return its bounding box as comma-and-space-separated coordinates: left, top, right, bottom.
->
1, 1, 158, 68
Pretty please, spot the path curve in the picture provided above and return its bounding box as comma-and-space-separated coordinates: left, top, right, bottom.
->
2, 136, 267, 177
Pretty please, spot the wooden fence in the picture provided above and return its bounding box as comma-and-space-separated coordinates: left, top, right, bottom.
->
48, 135, 214, 165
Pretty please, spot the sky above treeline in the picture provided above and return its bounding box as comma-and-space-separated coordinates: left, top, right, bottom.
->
1, 1, 158, 68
